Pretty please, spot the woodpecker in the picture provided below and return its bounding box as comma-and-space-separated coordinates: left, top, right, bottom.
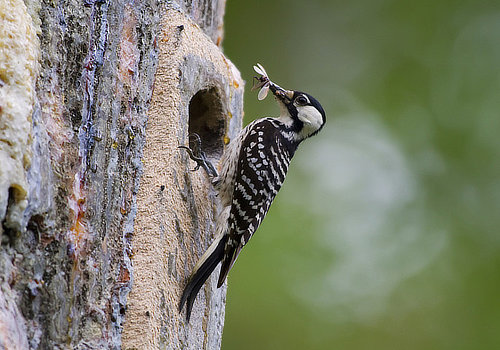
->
179, 64, 326, 321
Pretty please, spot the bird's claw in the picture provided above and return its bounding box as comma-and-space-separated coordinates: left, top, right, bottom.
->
178, 134, 218, 178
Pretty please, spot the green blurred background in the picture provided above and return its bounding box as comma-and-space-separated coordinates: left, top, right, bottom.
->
221, 1, 500, 349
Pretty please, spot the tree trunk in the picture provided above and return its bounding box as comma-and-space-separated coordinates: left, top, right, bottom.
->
0, 0, 243, 348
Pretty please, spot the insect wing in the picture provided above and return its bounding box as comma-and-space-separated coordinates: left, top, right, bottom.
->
257, 85, 269, 100
253, 63, 268, 78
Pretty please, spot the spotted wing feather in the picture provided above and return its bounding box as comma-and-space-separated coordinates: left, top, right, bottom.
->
217, 118, 298, 287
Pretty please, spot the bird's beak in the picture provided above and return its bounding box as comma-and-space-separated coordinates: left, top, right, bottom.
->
269, 83, 293, 105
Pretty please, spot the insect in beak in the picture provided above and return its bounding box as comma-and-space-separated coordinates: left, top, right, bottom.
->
252, 63, 292, 103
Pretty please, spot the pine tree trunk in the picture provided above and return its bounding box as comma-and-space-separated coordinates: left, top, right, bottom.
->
0, 0, 243, 348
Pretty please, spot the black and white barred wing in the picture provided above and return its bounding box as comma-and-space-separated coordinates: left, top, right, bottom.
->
217, 119, 294, 287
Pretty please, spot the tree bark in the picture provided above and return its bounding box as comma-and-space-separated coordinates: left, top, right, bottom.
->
0, 0, 242, 348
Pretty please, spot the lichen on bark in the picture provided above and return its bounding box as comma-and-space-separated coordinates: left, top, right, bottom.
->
0, 0, 241, 348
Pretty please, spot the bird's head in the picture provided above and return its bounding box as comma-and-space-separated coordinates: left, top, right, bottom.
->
253, 64, 326, 140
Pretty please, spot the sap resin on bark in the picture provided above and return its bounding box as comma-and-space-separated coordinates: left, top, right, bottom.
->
0, 0, 241, 348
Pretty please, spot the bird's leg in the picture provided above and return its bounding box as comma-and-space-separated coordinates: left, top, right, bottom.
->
178, 133, 219, 178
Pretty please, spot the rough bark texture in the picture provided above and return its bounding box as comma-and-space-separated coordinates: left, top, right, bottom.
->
0, 0, 242, 348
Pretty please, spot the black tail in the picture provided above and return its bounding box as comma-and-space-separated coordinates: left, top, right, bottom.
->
179, 235, 227, 322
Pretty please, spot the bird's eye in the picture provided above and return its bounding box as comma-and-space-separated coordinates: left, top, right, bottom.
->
296, 95, 308, 105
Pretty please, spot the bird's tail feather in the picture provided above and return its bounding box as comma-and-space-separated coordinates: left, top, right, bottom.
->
217, 243, 242, 288
179, 234, 227, 322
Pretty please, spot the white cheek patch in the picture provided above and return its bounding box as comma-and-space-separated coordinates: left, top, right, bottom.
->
297, 106, 323, 129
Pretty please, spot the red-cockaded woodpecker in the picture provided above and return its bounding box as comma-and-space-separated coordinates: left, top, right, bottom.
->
179, 64, 326, 321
